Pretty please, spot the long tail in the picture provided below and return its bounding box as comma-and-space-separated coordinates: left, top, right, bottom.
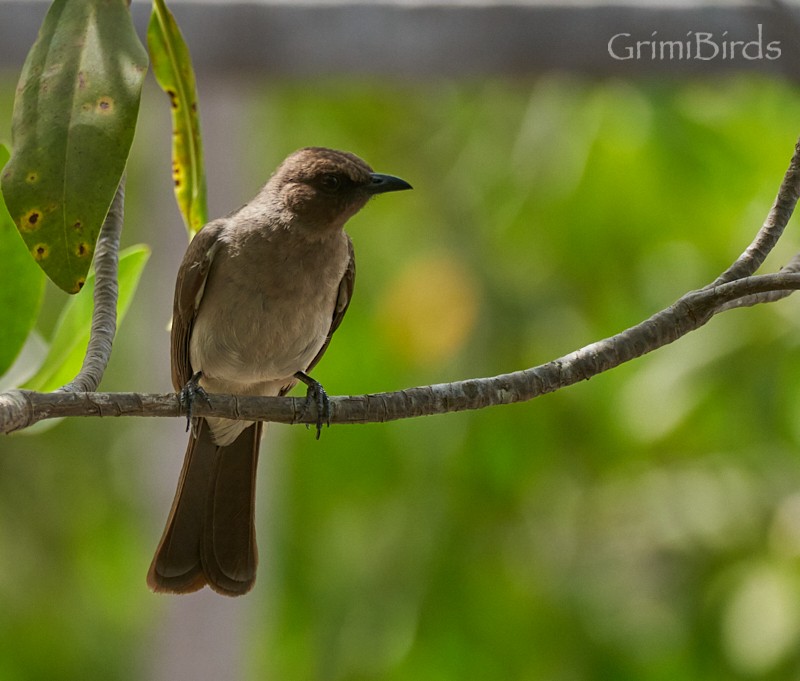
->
147, 420, 262, 596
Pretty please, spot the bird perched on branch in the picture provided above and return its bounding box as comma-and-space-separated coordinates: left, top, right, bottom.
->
147, 147, 411, 596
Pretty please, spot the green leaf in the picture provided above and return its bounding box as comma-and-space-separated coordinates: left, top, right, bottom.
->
23, 245, 151, 393
0, 143, 46, 378
148, 0, 208, 237
1, 0, 148, 294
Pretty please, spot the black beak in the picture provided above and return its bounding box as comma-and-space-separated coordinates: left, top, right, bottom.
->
366, 173, 413, 195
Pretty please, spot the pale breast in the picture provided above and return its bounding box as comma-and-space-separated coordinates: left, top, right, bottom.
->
189, 225, 350, 392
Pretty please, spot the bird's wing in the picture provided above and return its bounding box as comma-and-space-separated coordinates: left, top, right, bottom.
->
304, 234, 356, 375
170, 221, 226, 391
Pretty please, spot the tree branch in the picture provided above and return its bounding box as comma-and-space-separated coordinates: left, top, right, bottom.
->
711, 138, 800, 285
58, 175, 125, 393
714, 250, 800, 312
1, 270, 799, 433
2, 139, 800, 435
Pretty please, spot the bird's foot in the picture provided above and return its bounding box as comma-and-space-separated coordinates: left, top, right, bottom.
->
179, 371, 210, 432
294, 371, 330, 440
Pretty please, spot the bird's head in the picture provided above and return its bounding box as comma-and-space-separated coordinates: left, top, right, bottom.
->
268, 147, 411, 233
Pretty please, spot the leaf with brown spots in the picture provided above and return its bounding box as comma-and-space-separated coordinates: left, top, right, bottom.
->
0, 0, 148, 293
0, 143, 46, 378
148, 0, 208, 238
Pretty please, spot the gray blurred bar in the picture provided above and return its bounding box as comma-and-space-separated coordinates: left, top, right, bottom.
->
0, 1, 798, 79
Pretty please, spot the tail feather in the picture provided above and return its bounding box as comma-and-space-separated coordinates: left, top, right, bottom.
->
147, 420, 261, 596
201, 421, 261, 595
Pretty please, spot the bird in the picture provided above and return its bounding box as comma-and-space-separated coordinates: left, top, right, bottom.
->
147, 147, 411, 596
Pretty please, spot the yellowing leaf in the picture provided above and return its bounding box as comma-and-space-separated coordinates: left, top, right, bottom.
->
148, 0, 208, 237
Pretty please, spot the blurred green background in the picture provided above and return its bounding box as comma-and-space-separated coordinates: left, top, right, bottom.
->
3, 67, 800, 679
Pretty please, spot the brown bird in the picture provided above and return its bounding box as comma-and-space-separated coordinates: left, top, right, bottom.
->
147, 147, 411, 596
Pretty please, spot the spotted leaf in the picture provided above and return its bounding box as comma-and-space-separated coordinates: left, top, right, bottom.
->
1, 0, 148, 293
0, 143, 46, 378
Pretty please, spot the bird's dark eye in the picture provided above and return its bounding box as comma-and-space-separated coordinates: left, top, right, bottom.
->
319, 174, 341, 193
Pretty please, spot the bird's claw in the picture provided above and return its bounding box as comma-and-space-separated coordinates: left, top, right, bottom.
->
294, 371, 330, 439
179, 371, 210, 432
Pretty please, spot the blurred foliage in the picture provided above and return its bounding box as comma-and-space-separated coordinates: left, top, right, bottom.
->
21, 245, 150, 393
3, 72, 800, 681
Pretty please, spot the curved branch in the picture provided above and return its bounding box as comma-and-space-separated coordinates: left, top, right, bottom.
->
2, 270, 799, 433
58, 176, 125, 393
712, 138, 800, 286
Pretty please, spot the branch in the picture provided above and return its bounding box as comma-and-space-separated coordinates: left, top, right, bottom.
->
1, 270, 799, 433
711, 138, 800, 285
2, 139, 800, 435
58, 176, 125, 393
714, 250, 800, 312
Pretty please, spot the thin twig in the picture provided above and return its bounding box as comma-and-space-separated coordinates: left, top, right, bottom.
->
711, 139, 800, 286
714, 250, 800, 311
58, 176, 125, 393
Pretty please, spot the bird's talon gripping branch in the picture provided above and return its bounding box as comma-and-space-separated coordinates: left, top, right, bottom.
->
294, 371, 330, 439
179, 371, 209, 431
